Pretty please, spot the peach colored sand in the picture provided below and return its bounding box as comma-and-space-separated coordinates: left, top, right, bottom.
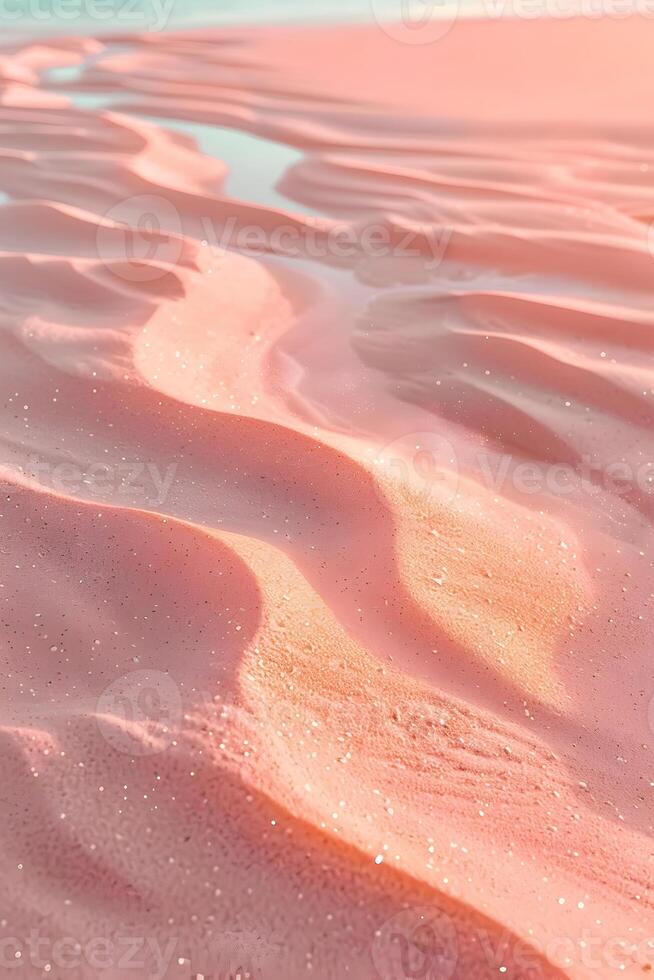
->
0, 13, 652, 980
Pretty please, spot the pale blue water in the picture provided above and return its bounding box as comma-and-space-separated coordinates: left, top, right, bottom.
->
14, 0, 457, 226
142, 119, 308, 212
2, 0, 408, 37
43, 56, 309, 213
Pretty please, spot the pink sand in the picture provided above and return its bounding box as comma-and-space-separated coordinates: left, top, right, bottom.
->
0, 13, 652, 980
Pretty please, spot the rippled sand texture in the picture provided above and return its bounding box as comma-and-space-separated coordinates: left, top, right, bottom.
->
0, 15, 652, 980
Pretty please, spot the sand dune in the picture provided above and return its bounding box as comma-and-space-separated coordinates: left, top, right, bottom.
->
0, 13, 652, 979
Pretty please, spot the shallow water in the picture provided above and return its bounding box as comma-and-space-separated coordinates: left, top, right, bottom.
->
4, 0, 389, 35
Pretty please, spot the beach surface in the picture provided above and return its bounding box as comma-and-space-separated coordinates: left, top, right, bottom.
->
0, 10, 652, 978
